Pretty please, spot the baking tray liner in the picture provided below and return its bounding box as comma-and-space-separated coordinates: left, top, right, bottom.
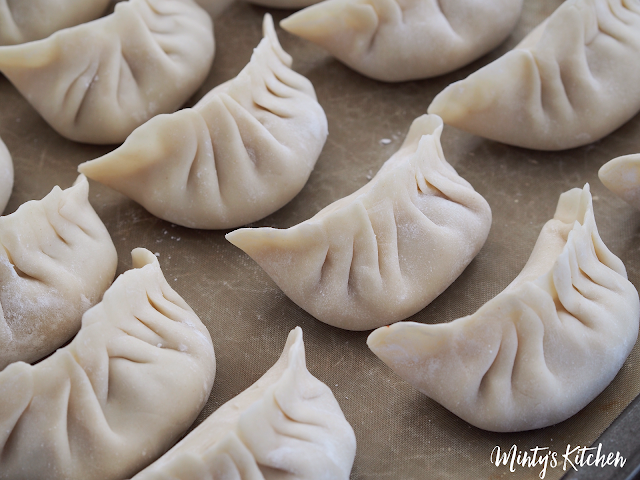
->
1, 0, 640, 478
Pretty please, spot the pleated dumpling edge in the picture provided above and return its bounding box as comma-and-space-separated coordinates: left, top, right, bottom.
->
131, 326, 356, 480
368, 184, 639, 432
0, 0, 215, 144
428, 0, 640, 150
0, 247, 216, 480
227, 114, 492, 330
79, 13, 327, 229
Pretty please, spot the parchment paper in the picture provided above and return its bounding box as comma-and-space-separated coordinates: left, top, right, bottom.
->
1, 1, 639, 479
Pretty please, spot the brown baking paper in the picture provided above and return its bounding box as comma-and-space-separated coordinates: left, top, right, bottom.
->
1, 0, 639, 479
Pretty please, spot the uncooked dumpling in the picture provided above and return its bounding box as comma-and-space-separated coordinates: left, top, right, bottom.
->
79, 14, 327, 229
0, 136, 12, 213
280, 0, 523, 82
0, 175, 117, 370
599, 153, 640, 210
368, 185, 639, 432
132, 327, 356, 480
428, 0, 640, 150
0, 0, 110, 46
0, 0, 214, 144
0, 248, 216, 480
226, 114, 492, 330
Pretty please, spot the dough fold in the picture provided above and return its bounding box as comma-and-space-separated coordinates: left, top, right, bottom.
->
0, 136, 11, 213
226, 114, 492, 330
0, 248, 216, 479
428, 0, 640, 150
368, 185, 639, 431
281, 0, 523, 82
0, 0, 110, 46
0, 0, 214, 144
132, 327, 356, 480
599, 153, 640, 210
0, 175, 117, 370
79, 14, 327, 229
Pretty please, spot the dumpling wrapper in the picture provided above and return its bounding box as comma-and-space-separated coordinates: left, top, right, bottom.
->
368, 185, 639, 432
0, 0, 110, 46
0, 248, 216, 480
280, 0, 523, 82
0, 175, 117, 370
428, 0, 640, 150
599, 153, 640, 210
79, 14, 327, 230
131, 327, 356, 480
0, 0, 214, 144
0, 136, 12, 213
226, 114, 492, 331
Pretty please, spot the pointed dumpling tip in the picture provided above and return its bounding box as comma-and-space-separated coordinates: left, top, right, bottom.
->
226, 225, 316, 259
281, 0, 377, 44
554, 184, 591, 225
131, 248, 159, 269
401, 114, 443, 149
225, 227, 268, 255
366, 324, 392, 350
0, 38, 56, 70
262, 13, 291, 67
599, 154, 640, 201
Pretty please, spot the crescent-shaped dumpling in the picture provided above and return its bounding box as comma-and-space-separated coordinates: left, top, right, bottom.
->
0, 136, 12, 213
226, 114, 492, 331
0, 0, 110, 46
131, 327, 356, 480
599, 153, 640, 210
0, 0, 214, 144
280, 0, 523, 82
0, 248, 216, 480
367, 185, 639, 432
428, 0, 640, 150
0, 175, 117, 370
78, 14, 327, 230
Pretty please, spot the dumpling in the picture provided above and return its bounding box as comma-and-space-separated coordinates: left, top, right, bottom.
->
0, 136, 12, 213
0, 248, 216, 480
131, 327, 356, 480
78, 14, 327, 230
599, 153, 640, 210
428, 0, 640, 150
0, 0, 110, 46
0, 0, 214, 144
226, 114, 492, 331
0, 175, 117, 370
280, 0, 523, 82
367, 185, 639, 432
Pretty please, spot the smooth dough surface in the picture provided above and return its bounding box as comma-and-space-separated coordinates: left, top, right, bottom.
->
0, 0, 214, 144
0, 248, 216, 480
132, 327, 356, 480
0, 136, 11, 213
428, 0, 640, 150
599, 153, 640, 210
0, 175, 117, 370
226, 114, 492, 330
368, 185, 639, 432
281, 0, 523, 82
0, 0, 110, 46
79, 14, 327, 229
